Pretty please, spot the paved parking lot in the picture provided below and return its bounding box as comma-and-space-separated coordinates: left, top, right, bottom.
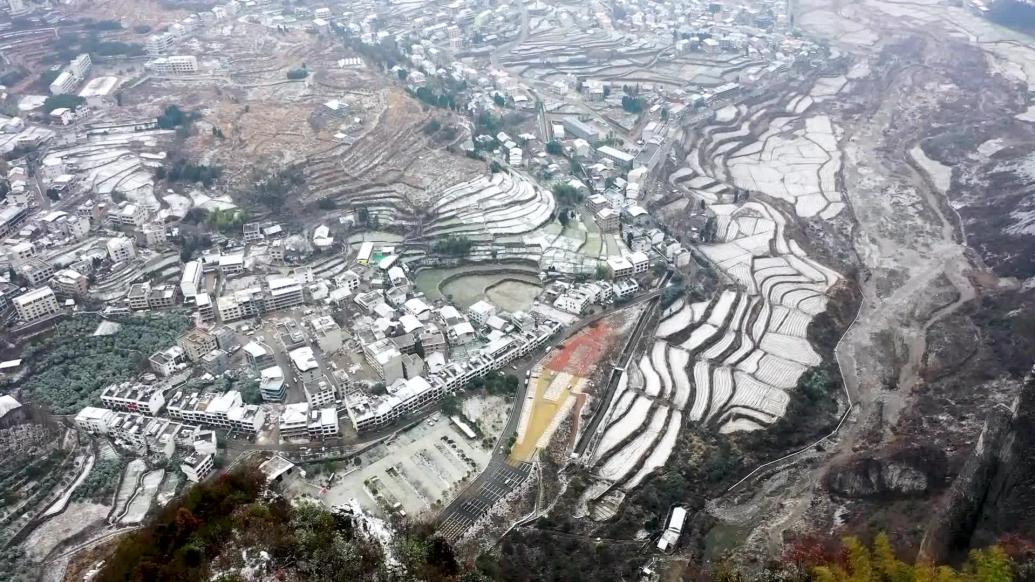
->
321, 415, 491, 517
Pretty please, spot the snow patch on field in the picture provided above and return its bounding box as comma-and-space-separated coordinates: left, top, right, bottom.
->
640, 355, 662, 397
656, 302, 695, 338
599, 406, 668, 481
669, 348, 691, 410
623, 410, 682, 490
652, 341, 673, 399
681, 323, 718, 351
689, 361, 711, 421
595, 396, 652, 462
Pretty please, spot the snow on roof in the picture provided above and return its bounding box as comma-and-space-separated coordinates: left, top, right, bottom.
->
78, 76, 119, 98
452, 321, 475, 336
400, 313, 423, 334
260, 365, 283, 379
0, 395, 21, 418
243, 341, 268, 357
289, 346, 319, 372
403, 297, 430, 314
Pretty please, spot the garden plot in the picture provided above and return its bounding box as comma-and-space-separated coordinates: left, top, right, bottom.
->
651, 341, 673, 400
23, 501, 110, 562
155, 471, 182, 507
582, 94, 848, 509
644, 192, 836, 432
690, 361, 712, 422
669, 348, 692, 410
42, 454, 95, 518
810, 75, 848, 102
656, 301, 699, 338
661, 297, 685, 320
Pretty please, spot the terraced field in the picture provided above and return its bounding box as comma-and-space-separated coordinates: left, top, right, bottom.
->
424, 171, 556, 238
579, 82, 846, 518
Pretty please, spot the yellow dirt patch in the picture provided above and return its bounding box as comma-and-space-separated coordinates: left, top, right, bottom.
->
509, 370, 588, 464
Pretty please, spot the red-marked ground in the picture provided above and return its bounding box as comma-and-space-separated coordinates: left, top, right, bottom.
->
546, 322, 611, 376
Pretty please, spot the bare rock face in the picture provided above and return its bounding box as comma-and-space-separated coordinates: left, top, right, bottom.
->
826, 448, 947, 498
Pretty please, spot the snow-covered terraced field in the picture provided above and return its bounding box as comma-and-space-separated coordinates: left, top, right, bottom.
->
426, 172, 556, 237
593, 395, 652, 463
581, 91, 845, 512
598, 406, 669, 482
727, 114, 844, 218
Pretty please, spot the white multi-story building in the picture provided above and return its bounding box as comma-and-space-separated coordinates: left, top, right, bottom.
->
141, 223, 167, 248
363, 338, 423, 383
19, 259, 54, 286
101, 381, 166, 415
226, 404, 266, 434
613, 278, 639, 301
148, 345, 185, 377
279, 402, 340, 440
106, 236, 136, 263
148, 55, 199, 75
290, 346, 322, 384
180, 260, 202, 299
304, 378, 336, 408
265, 276, 304, 311
146, 32, 175, 55
113, 203, 148, 227
260, 365, 286, 402
48, 71, 77, 95
147, 285, 176, 309
7, 241, 35, 264
629, 251, 650, 274
335, 270, 361, 292
216, 288, 263, 322
50, 266, 87, 298
180, 451, 214, 482
69, 53, 92, 80
309, 407, 339, 438
177, 329, 217, 361
279, 402, 310, 440
606, 255, 634, 279
468, 300, 497, 327
74, 406, 115, 434
127, 283, 152, 310
218, 252, 244, 276
13, 286, 60, 323
195, 292, 215, 321
309, 315, 342, 353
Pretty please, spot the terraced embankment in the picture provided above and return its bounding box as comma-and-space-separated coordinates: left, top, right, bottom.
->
578, 72, 851, 520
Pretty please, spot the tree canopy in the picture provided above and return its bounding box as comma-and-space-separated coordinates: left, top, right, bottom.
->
20, 314, 191, 413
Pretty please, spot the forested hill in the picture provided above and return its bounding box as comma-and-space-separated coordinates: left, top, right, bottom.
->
87, 466, 1026, 582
